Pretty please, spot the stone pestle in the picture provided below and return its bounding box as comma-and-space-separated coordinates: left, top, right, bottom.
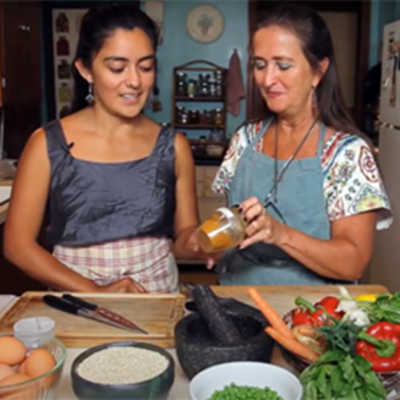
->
191, 284, 242, 345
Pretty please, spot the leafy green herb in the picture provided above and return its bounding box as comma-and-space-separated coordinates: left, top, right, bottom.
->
360, 292, 400, 324
207, 383, 283, 400
299, 349, 387, 400
317, 316, 363, 354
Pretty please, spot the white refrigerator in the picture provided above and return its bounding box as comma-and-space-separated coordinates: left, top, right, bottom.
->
369, 20, 400, 292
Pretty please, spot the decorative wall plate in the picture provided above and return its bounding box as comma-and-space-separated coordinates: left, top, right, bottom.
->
186, 4, 224, 43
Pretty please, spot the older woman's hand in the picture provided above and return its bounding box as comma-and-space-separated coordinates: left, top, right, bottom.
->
239, 196, 288, 249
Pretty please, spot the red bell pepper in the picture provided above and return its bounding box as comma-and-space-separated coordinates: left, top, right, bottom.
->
356, 322, 400, 372
293, 296, 344, 327
292, 307, 314, 326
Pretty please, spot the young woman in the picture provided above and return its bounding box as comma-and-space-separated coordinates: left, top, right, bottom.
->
4, 4, 202, 293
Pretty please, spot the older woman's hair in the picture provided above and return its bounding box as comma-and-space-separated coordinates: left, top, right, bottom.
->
254, 4, 363, 138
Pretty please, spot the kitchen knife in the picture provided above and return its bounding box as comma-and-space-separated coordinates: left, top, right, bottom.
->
62, 294, 148, 334
43, 295, 147, 334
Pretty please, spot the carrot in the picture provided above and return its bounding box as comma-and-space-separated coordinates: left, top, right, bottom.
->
296, 325, 320, 338
248, 287, 294, 339
292, 326, 325, 355
265, 326, 319, 362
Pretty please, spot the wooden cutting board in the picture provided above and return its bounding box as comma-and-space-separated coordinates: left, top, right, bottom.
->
0, 292, 186, 348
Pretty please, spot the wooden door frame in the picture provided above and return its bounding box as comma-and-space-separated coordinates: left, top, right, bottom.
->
246, 0, 259, 119
0, 1, 3, 106
355, 0, 371, 127
42, 0, 141, 121
246, 0, 371, 128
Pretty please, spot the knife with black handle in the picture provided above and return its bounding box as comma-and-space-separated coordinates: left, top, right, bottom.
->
42, 295, 147, 334
62, 294, 148, 334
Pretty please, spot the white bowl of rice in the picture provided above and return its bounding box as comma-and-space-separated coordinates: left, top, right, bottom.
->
70, 341, 174, 400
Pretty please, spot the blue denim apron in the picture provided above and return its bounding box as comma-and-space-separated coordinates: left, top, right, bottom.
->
217, 118, 342, 285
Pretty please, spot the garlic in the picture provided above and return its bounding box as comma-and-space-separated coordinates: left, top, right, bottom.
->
336, 299, 358, 313
336, 287, 371, 326
342, 308, 370, 327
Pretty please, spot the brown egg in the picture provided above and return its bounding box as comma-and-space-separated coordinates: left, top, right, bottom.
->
0, 365, 15, 383
0, 373, 38, 400
0, 374, 31, 387
0, 338, 26, 366
16, 361, 26, 376
25, 349, 56, 379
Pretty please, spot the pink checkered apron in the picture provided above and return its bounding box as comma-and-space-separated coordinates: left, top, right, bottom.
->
53, 237, 179, 293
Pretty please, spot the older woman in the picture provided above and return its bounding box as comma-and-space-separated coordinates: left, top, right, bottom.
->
211, 5, 392, 285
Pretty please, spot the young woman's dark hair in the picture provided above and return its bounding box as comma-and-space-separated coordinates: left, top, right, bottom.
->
253, 4, 364, 139
70, 4, 158, 113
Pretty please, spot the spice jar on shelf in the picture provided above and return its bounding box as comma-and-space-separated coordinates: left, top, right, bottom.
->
209, 129, 224, 142
204, 110, 214, 125
214, 70, 224, 97
214, 108, 224, 126
199, 111, 207, 125
176, 72, 187, 96
177, 111, 188, 125
175, 106, 185, 123
209, 80, 217, 97
200, 81, 209, 97
188, 109, 200, 124
187, 80, 197, 97
196, 206, 246, 253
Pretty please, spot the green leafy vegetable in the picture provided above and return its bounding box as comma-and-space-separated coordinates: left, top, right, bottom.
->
207, 383, 284, 400
299, 349, 387, 400
360, 292, 400, 324
317, 316, 363, 354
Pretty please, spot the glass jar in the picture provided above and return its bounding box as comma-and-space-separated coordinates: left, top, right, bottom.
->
188, 109, 199, 124
200, 81, 209, 96
209, 129, 224, 141
13, 317, 55, 348
209, 80, 217, 97
204, 110, 214, 125
214, 108, 224, 126
187, 80, 196, 97
196, 206, 246, 253
176, 72, 187, 96
180, 112, 188, 124
175, 106, 184, 123
214, 70, 224, 97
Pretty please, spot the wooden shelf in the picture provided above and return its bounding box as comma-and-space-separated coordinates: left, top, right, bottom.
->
172, 60, 228, 141
174, 124, 225, 130
175, 96, 224, 102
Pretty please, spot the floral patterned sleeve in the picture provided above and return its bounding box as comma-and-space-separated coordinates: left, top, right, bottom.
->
322, 132, 393, 230
211, 121, 264, 194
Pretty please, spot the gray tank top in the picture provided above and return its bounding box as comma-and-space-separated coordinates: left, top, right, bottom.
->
44, 120, 176, 247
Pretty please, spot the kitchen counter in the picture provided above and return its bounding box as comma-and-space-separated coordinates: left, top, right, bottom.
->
0, 284, 387, 399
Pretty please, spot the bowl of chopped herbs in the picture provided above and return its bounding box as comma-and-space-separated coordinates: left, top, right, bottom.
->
189, 361, 302, 400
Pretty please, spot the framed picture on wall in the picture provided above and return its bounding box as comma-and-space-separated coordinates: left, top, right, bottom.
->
42, 1, 141, 121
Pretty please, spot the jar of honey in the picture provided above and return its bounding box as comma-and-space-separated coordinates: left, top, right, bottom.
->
196, 206, 246, 253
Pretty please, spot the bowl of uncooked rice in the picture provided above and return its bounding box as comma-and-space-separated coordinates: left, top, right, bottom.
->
70, 341, 174, 400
